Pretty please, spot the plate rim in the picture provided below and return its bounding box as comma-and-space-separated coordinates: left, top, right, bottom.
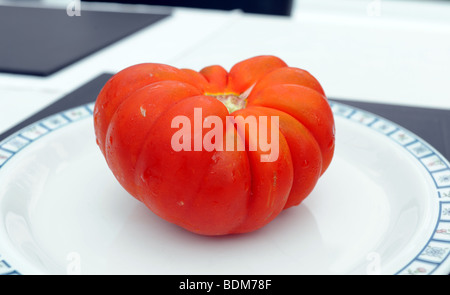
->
329, 101, 450, 275
0, 101, 449, 275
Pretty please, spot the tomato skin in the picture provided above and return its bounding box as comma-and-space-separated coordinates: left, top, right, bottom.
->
231, 107, 294, 234
247, 84, 335, 174
134, 96, 252, 235
94, 63, 197, 157
104, 81, 202, 199
199, 65, 228, 94
227, 55, 287, 94
242, 106, 322, 209
94, 55, 335, 235
249, 67, 326, 97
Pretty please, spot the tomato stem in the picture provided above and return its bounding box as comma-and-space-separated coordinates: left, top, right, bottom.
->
212, 93, 246, 113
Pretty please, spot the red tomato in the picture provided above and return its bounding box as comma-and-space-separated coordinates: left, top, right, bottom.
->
94, 55, 335, 235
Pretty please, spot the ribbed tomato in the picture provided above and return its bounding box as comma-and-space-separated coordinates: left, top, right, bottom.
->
94, 55, 335, 235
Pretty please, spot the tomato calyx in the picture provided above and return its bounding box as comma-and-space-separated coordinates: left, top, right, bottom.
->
205, 92, 245, 113
205, 85, 254, 113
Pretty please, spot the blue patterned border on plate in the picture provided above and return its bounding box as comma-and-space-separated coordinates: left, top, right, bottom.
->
0, 103, 95, 275
0, 101, 449, 275
330, 101, 450, 275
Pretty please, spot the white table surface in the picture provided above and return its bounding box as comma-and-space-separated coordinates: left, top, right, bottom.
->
1, 0, 450, 135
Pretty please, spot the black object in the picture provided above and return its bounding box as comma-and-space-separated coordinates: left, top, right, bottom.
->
0, 5, 170, 76
82, 0, 294, 16
1, 73, 450, 164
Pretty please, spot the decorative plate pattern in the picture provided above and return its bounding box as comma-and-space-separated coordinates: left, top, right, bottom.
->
0, 103, 95, 275
0, 101, 449, 275
329, 101, 450, 275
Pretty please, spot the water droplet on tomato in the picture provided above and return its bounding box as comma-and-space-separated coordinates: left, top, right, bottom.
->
140, 174, 145, 183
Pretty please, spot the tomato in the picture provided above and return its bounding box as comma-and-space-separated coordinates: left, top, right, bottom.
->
93, 55, 335, 235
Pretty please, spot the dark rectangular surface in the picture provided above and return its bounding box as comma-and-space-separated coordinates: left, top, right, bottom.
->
0, 5, 170, 76
1, 73, 449, 164
83, 0, 294, 16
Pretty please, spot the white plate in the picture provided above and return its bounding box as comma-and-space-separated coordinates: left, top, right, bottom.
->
0, 102, 449, 275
